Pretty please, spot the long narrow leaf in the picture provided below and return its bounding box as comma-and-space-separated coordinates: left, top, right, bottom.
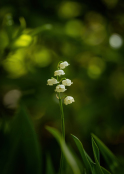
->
91, 164, 111, 174
2, 106, 41, 174
92, 134, 118, 172
71, 134, 93, 173
92, 138, 104, 174
92, 137, 100, 163
46, 154, 55, 174
71, 134, 111, 174
101, 166, 111, 174
46, 126, 81, 174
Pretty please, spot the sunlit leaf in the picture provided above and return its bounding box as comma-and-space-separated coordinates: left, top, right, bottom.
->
19, 17, 26, 29
31, 24, 52, 36
12, 17, 26, 42
13, 34, 32, 47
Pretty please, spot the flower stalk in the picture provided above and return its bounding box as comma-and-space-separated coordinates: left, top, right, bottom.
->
47, 61, 75, 173
58, 91, 65, 173
59, 93, 65, 140
57, 75, 65, 173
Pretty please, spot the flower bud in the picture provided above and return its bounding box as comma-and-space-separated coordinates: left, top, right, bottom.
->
64, 96, 75, 105
59, 61, 70, 69
54, 70, 65, 76
55, 85, 67, 92
62, 79, 73, 86
47, 78, 59, 86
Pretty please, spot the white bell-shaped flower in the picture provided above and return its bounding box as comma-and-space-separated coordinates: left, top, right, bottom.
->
59, 61, 70, 69
64, 96, 75, 105
55, 85, 67, 92
54, 70, 65, 76
47, 78, 59, 86
62, 79, 73, 86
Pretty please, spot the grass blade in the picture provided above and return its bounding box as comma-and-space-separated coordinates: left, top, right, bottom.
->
46, 154, 55, 174
92, 138, 104, 174
101, 166, 111, 174
46, 126, 81, 174
91, 134, 119, 173
71, 134, 93, 173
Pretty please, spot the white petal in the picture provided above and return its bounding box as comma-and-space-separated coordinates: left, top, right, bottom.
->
59, 61, 69, 69
62, 79, 73, 86
54, 70, 65, 76
64, 96, 75, 105
47, 78, 59, 85
55, 85, 66, 92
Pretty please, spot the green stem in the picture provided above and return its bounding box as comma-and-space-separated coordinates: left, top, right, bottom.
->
58, 92, 65, 174
59, 78, 66, 84
57, 61, 63, 69
57, 74, 65, 174
59, 94, 65, 140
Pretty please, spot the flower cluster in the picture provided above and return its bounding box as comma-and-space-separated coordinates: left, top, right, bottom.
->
47, 61, 75, 105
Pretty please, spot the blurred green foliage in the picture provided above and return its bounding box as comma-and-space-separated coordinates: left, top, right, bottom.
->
0, 0, 124, 173
47, 126, 124, 174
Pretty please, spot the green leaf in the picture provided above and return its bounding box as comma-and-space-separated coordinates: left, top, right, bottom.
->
71, 134, 112, 174
68, 143, 87, 173
46, 126, 81, 174
71, 134, 93, 173
91, 163, 111, 174
101, 166, 111, 174
31, 24, 52, 36
46, 154, 55, 174
85, 151, 94, 167
12, 17, 26, 41
90, 162, 111, 174
92, 138, 104, 174
19, 17, 26, 29
92, 137, 100, 163
91, 134, 119, 172
2, 106, 41, 174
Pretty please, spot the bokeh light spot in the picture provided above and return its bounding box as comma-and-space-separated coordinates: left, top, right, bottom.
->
58, 1, 81, 18
88, 65, 101, 79
14, 34, 32, 47
87, 57, 106, 79
109, 34, 123, 49
3, 49, 27, 78
34, 49, 52, 67
65, 20, 84, 37
84, 12, 106, 45
3, 89, 21, 109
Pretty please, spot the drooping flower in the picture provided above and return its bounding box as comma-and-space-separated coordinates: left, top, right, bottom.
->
47, 78, 59, 86
59, 61, 70, 69
55, 85, 67, 92
54, 70, 65, 76
64, 96, 75, 105
62, 79, 73, 86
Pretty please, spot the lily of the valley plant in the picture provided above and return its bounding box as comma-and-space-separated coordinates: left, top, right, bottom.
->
47, 61, 74, 106
47, 61, 74, 173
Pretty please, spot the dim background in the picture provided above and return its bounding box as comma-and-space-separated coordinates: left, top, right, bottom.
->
0, 0, 124, 173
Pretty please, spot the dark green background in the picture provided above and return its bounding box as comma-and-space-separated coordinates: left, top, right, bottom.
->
0, 0, 124, 173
